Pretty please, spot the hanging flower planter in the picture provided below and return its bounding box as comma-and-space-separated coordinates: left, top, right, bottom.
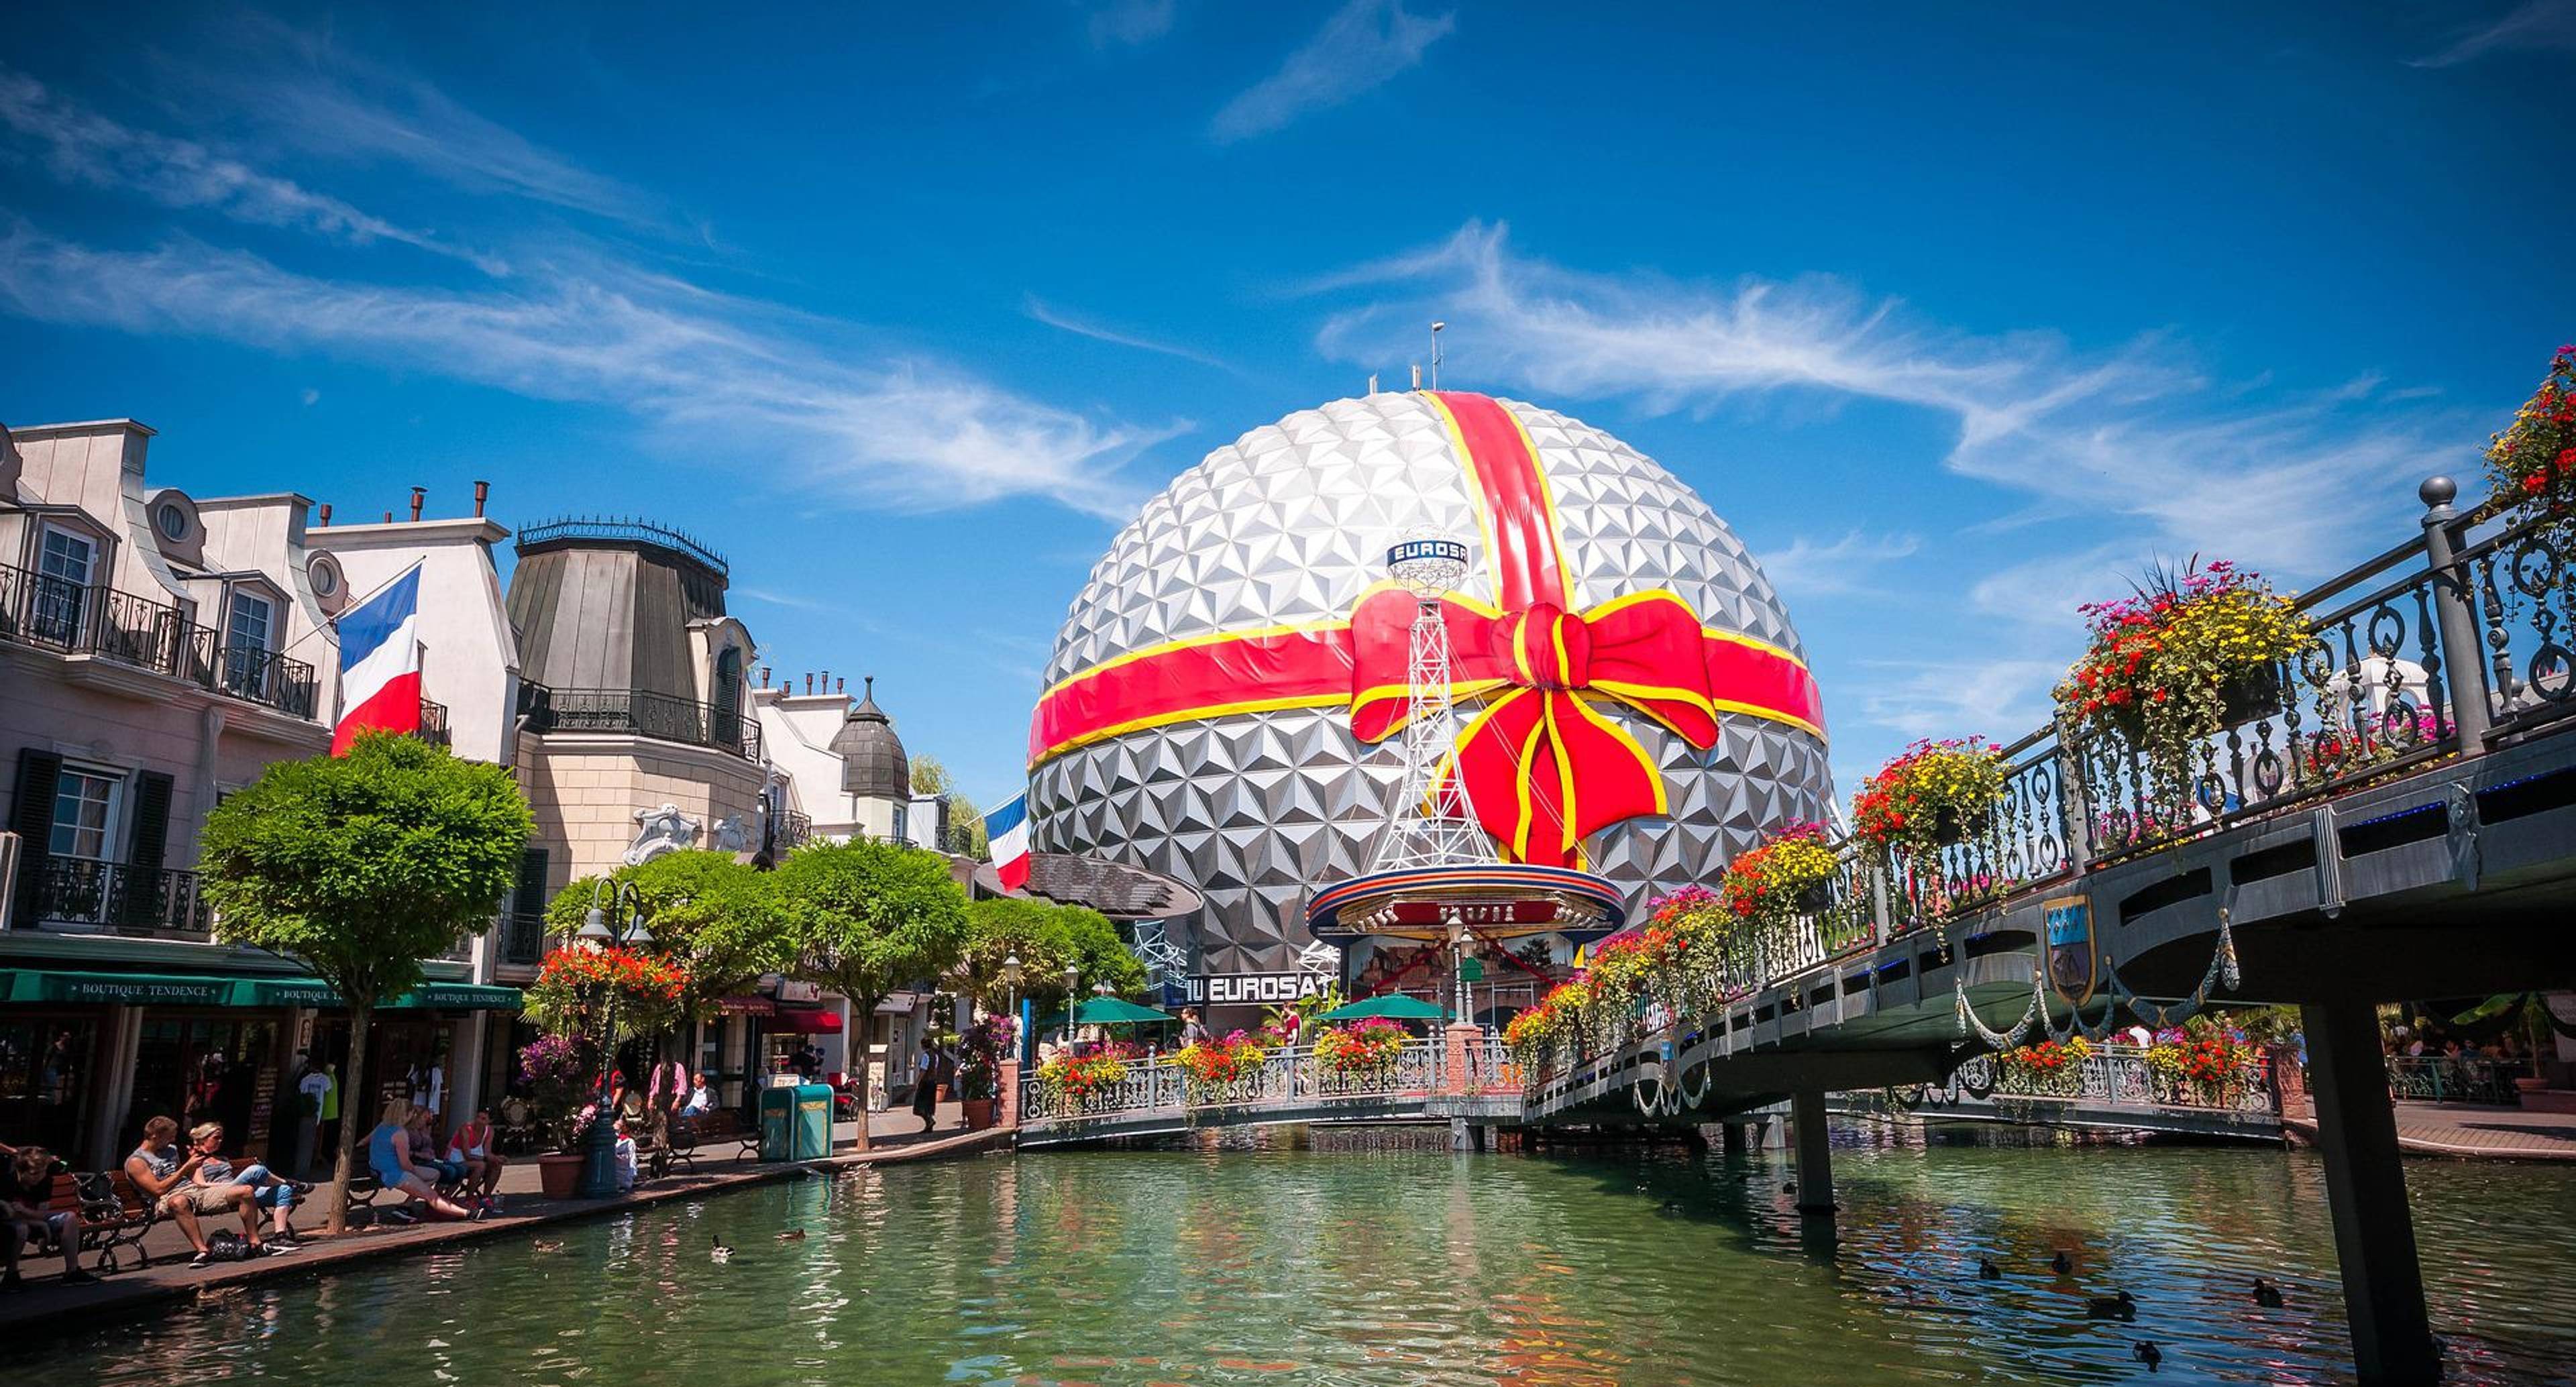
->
2483, 344, 2576, 528
2053, 559, 2312, 801
1853, 738, 2008, 862
1719, 823, 1842, 941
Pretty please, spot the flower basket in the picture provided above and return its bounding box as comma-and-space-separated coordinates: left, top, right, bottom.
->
1718, 824, 1840, 932
2484, 345, 2576, 528
2055, 560, 2310, 799
1173, 1033, 1268, 1105
1313, 1019, 1407, 1083
1854, 738, 2007, 861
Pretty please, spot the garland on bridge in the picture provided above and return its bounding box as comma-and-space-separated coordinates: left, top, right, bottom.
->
1955, 960, 2051, 1050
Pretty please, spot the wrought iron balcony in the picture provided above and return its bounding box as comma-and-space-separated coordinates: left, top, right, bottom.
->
498, 911, 549, 968
516, 680, 763, 761
15, 858, 212, 938
0, 561, 320, 720
419, 698, 452, 747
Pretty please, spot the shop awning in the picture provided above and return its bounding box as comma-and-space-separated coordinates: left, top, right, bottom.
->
0, 969, 521, 1011
1316, 994, 1449, 1023
772, 1005, 843, 1034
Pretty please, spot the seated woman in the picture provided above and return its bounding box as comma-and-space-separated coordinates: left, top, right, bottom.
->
187, 1122, 309, 1248
123, 1116, 259, 1266
443, 1109, 504, 1209
405, 1107, 470, 1190
365, 1098, 478, 1223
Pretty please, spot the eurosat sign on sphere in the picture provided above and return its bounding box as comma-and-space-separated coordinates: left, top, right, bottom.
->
1187, 972, 1338, 1005
1389, 537, 1468, 566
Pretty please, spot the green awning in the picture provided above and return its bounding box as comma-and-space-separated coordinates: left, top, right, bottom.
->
1, 969, 521, 1011
1316, 993, 1448, 1022
2, 969, 239, 1007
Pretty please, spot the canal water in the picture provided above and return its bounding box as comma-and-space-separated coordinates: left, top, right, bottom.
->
21, 1138, 2575, 1385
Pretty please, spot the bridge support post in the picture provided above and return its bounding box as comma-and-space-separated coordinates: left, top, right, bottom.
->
1719, 1121, 1747, 1154
1790, 1089, 1835, 1217
2418, 477, 2493, 748
2301, 997, 2439, 1386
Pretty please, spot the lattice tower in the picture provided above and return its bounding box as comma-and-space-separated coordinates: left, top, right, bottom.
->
1375, 531, 1494, 870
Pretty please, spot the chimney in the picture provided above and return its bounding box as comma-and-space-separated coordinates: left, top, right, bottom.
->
317, 503, 332, 527
821, 670, 831, 696
473, 480, 489, 518
760, 665, 771, 688
837, 677, 845, 694
383, 511, 394, 522
804, 673, 814, 695
409, 487, 425, 522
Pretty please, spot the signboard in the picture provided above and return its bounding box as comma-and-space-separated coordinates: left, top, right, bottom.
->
1183, 971, 1338, 1006
1381, 899, 1559, 928
775, 981, 822, 1003
2043, 895, 2097, 1008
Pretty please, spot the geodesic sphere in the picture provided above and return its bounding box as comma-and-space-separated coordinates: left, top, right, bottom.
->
1029, 392, 1831, 977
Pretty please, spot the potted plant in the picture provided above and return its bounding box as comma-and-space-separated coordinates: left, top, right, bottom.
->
1035, 1050, 1130, 1115
1854, 738, 2008, 863
517, 1034, 596, 1198
2054, 559, 2312, 802
1313, 1017, 1407, 1089
2484, 344, 2576, 528
1173, 1030, 1269, 1105
954, 1014, 1015, 1130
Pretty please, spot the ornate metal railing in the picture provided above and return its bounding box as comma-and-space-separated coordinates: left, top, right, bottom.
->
1020, 1038, 1480, 1127
515, 516, 731, 578
2383, 1054, 2538, 1106
0, 562, 320, 719
13, 858, 213, 937
497, 910, 549, 968
517, 681, 763, 760
1933, 1044, 2279, 1115
418, 698, 452, 747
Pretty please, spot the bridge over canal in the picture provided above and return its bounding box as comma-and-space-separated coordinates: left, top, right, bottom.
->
1020, 478, 2576, 1386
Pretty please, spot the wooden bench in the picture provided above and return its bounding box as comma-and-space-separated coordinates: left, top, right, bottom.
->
344, 1162, 470, 1224
25, 1171, 157, 1274
663, 1110, 757, 1171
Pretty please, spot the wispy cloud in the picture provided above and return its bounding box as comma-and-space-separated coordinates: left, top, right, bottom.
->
181, 16, 665, 231
1848, 657, 2068, 742
735, 587, 838, 614
1026, 293, 1234, 372
1211, 0, 1456, 142
1758, 529, 1922, 602
1085, 0, 1179, 47
1312, 221, 2465, 573
0, 68, 504, 274
0, 223, 1177, 520
2412, 0, 2576, 66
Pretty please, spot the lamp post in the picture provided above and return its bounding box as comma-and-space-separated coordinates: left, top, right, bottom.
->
1063, 964, 1080, 1048
1002, 952, 1024, 1058
574, 878, 651, 1199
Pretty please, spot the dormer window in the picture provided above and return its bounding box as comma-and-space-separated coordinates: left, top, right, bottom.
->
223, 588, 276, 698
34, 523, 96, 645
156, 502, 189, 542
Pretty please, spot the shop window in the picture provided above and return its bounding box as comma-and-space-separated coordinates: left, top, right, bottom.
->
0, 1016, 97, 1157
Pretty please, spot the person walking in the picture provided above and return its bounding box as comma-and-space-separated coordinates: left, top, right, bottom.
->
1181, 1008, 1214, 1049
910, 1040, 942, 1133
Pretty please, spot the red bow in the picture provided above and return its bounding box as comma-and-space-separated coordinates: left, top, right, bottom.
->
1348, 588, 1721, 868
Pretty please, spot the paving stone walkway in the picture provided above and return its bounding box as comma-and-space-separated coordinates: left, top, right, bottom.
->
0, 1101, 1006, 1342
2281, 1099, 2576, 1161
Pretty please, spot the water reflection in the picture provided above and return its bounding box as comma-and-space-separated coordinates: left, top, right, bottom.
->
13, 1140, 2575, 1385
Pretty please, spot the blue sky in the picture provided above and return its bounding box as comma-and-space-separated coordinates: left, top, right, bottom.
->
3, 1, 2571, 812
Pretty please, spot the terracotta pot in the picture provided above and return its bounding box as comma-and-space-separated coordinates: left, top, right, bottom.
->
961, 1097, 998, 1130
537, 1152, 584, 1199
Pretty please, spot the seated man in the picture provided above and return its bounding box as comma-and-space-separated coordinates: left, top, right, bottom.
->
124, 1117, 260, 1266
0, 1142, 94, 1288
444, 1109, 504, 1208
187, 1123, 309, 1249
681, 1073, 715, 1116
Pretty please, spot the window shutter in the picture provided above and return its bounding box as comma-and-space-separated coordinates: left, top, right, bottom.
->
9, 750, 61, 919
127, 771, 174, 869
513, 848, 550, 916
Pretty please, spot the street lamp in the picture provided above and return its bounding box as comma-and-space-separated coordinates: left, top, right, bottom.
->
574, 877, 648, 1198
1063, 964, 1080, 1046
1002, 954, 1024, 1062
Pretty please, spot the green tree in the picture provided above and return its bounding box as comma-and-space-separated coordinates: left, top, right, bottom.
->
955, 897, 1147, 1013
542, 850, 790, 1050
912, 754, 989, 858
774, 838, 969, 1148
198, 734, 531, 1232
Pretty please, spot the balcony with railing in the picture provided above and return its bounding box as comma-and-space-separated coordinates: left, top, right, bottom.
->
13, 858, 213, 938
419, 698, 452, 747
516, 680, 763, 761
0, 562, 319, 720
497, 911, 549, 969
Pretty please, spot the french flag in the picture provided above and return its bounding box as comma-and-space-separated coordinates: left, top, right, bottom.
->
985, 793, 1031, 891
333, 563, 425, 756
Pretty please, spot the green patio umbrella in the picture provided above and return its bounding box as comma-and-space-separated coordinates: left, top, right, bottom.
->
1053, 996, 1175, 1027
1316, 993, 1449, 1023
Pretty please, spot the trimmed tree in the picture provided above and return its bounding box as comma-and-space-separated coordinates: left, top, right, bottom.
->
774, 838, 968, 1149
197, 733, 531, 1233
545, 850, 790, 1052
956, 897, 1146, 1015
